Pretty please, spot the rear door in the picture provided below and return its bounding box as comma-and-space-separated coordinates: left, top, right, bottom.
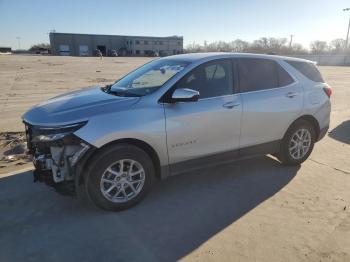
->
164, 59, 242, 173
236, 58, 303, 150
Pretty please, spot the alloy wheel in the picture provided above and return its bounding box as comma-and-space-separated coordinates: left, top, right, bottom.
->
289, 128, 312, 160
100, 159, 145, 203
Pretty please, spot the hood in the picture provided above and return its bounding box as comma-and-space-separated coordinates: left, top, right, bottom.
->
22, 86, 140, 126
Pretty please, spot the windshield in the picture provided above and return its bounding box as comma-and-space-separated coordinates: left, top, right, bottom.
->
110, 59, 189, 96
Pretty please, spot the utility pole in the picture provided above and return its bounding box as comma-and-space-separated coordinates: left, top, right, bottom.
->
16, 37, 21, 50
289, 34, 294, 47
344, 8, 350, 47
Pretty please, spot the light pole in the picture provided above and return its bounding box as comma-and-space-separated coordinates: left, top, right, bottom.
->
289, 34, 294, 48
16, 37, 21, 50
344, 8, 350, 47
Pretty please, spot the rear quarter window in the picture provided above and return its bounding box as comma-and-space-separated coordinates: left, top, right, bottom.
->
285, 60, 324, 83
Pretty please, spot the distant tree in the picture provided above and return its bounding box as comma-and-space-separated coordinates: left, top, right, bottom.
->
184, 37, 349, 55
268, 37, 288, 50
185, 41, 202, 53
310, 41, 328, 54
329, 38, 346, 53
203, 40, 208, 51
249, 37, 269, 53
212, 41, 231, 52
230, 39, 249, 52
289, 43, 308, 55
248, 37, 288, 54
29, 43, 50, 52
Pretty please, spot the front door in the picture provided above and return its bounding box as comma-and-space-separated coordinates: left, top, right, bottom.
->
164, 59, 242, 174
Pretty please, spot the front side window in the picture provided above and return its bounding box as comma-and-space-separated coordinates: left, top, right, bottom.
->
175, 60, 233, 99
110, 59, 189, 96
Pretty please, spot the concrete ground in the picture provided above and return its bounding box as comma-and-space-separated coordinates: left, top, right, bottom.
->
0, 55, 349, 262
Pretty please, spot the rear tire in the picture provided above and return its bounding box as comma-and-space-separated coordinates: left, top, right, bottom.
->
278, 120, 316, 166
84, 144, 155, 211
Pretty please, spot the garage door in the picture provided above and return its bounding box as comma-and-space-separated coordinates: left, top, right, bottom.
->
59, 45, 70, 56
79, 45, 89, 56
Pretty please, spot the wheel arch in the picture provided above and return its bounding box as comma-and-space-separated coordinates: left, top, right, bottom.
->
101, 138, 162, 180
75, 138, 163, 191
287, 115, 320, 139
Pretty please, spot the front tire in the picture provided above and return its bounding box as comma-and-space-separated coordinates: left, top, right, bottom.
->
84, 144, 155, 211
278, 120, 316, 166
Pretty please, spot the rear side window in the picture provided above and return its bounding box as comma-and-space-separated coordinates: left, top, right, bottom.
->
285, 60, 324, 83
238, 58, 278, 92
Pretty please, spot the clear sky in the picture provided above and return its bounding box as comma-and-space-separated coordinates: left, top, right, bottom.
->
0, 0, 349, 50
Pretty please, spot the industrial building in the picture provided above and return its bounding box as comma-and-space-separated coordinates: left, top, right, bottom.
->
49, 32, 183, 57
0, 47, 12, 53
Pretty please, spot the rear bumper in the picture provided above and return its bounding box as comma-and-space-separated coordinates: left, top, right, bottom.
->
317, 125, 329, 141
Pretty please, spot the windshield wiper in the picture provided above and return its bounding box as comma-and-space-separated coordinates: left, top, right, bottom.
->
101, 85, 140, 97
108, 90, 142, 97
101, 84, 112, 93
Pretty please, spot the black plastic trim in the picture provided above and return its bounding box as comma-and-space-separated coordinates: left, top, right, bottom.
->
168, 140, 281, 176
318, 125, 329, 141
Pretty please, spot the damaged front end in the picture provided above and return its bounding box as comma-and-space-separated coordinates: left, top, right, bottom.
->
24, 121, 94, 194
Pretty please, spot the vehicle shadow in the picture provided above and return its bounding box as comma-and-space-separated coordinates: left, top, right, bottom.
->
328, 120, 350, 144
0, 156, 299, 262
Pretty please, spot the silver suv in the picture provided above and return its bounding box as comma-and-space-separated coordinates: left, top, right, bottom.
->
23, 53, 331, 211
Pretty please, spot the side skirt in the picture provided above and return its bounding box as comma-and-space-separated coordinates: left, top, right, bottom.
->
167, 140, 281, 177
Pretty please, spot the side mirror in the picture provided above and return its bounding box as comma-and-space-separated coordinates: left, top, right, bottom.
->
171, 88, 200, 103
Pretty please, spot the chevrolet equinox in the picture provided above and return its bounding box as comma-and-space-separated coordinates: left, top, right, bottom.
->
23, 53, 331, 211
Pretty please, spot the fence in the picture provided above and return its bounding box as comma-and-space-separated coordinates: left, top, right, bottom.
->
292, 55, 350, 66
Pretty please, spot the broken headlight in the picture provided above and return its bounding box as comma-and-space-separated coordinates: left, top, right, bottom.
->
27, 121, 91, 183
31, 121, 87, 143
32, 133, 70, 143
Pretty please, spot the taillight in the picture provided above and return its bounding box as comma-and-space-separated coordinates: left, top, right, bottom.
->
323, 86, 332, 98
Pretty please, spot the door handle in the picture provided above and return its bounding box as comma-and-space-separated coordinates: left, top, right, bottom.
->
286, 92, 298, 98
222, 101, 240, 109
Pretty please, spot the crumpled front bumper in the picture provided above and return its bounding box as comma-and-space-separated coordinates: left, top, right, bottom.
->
32, 143, 90, 185
24, 122, 93, 187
